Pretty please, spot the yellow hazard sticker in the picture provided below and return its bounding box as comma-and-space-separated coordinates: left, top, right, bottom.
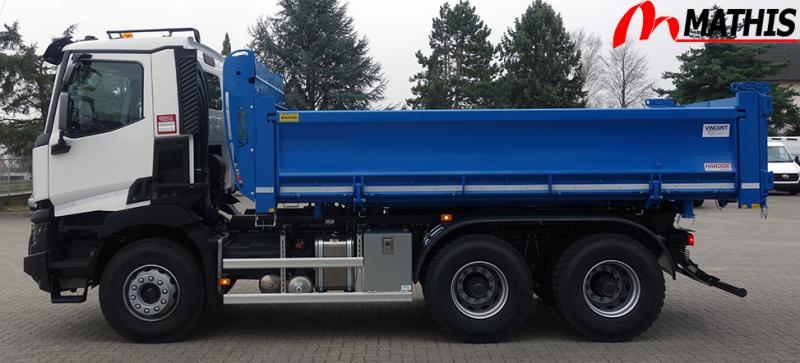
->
279, 113, 299, 123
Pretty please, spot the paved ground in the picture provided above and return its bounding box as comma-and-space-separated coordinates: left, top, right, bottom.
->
1, 196, 799, 362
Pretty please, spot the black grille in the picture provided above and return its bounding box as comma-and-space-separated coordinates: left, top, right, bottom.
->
175, 49, 202, 135
774, 173, 799, 182
173, 48, 209, 184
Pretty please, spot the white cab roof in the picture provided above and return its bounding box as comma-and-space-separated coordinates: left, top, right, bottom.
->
62, 36, 224, 65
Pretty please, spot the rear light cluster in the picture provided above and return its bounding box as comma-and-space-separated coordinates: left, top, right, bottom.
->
687, 233, 696, 246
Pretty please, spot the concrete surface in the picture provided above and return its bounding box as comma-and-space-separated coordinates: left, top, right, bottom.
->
1, 196, 799, 362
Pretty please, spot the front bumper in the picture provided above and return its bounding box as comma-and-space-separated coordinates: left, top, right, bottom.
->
24, 208, 56, 292
23, 207, 90, 302
24, 250, 51, 292
773, 182, 800, 192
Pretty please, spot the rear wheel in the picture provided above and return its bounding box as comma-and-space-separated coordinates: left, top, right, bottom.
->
552, 233, 664, 342
423, 234, 533, 342
99, 238, 205, 343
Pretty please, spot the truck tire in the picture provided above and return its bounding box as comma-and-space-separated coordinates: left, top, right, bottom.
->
99, 238, 205, 343
423, 234, 533, 342
551, 233, 664, 342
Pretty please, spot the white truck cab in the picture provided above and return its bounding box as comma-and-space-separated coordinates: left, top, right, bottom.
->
767, 141, 800, 195
32, 30, 230, 218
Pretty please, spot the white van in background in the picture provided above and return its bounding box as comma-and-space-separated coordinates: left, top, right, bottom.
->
768, 141, 800, 195
769, 137, 800, 164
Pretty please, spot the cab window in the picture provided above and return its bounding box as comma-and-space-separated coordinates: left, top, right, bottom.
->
205, 72, 223, 110
65, 61, 144, 137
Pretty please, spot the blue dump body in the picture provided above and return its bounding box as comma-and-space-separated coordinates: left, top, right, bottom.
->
222, 50, 772, 216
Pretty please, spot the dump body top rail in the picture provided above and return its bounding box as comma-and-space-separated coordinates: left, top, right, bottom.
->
222, 51, 771, 215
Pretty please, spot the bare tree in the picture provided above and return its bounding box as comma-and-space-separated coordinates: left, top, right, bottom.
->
601, 43, 654, 108
571, 29, 604, 107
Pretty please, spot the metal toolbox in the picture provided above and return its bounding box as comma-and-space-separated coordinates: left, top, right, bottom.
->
363, 229, 412, 293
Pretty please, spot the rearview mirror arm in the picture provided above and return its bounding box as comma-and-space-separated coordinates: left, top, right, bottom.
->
51, 92, 71, 155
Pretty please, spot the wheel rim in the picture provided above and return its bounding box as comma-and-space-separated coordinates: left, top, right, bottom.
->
582, 260, 641, 318
123, 264, 180, 322
450, 261, 509, 320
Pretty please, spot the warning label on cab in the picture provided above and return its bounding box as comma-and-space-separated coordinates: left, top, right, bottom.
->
156, 114, 177, 135
704, 162, 733, 172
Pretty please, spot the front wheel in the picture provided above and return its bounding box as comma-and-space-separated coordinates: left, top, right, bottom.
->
423, 234, 533, 342
552, 233, 664, 342
99, 238, 205, 343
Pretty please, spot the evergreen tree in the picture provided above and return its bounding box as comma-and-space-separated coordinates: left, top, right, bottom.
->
221, 33, 231, 56
408, 1, 496, 109
658, 44, 800, 135
0, 23, 75, 156
248, 0, 386, 110
497, 0, 585, 108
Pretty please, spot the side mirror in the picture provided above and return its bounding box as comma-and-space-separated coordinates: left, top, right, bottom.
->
795, 156, 800, 165
52, 92, 72, 155
57, 92, 69, 131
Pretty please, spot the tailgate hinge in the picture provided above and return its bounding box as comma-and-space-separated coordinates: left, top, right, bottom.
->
645, 179, 663, 209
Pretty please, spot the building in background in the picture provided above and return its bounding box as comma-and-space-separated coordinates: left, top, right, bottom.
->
763, 44, 800, 107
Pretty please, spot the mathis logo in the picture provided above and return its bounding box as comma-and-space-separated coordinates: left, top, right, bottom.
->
613, 1, 798, 48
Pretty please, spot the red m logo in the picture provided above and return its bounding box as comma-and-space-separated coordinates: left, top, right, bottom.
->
613, 1, 679, 48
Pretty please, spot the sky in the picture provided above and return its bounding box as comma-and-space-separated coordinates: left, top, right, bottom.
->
1, 0, 797, 106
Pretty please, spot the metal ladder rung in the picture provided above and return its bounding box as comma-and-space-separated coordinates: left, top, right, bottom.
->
223, 257, 363, 269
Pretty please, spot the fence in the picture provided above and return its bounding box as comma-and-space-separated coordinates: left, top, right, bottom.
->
1, 157, 33, 197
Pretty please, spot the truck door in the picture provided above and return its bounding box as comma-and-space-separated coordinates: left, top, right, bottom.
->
201, 62, 232, 190
48, 53, 153, 217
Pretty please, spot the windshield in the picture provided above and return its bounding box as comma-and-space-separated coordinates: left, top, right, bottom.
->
768, 145, 794, 162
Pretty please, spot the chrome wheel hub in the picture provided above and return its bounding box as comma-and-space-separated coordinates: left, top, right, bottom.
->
450, 261, 509, 319
124, 265, 179, 322
582, 260, 641, 318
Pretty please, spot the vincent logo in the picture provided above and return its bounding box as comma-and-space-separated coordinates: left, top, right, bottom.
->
613, 1, 798, 48
702, 124, 730, 138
